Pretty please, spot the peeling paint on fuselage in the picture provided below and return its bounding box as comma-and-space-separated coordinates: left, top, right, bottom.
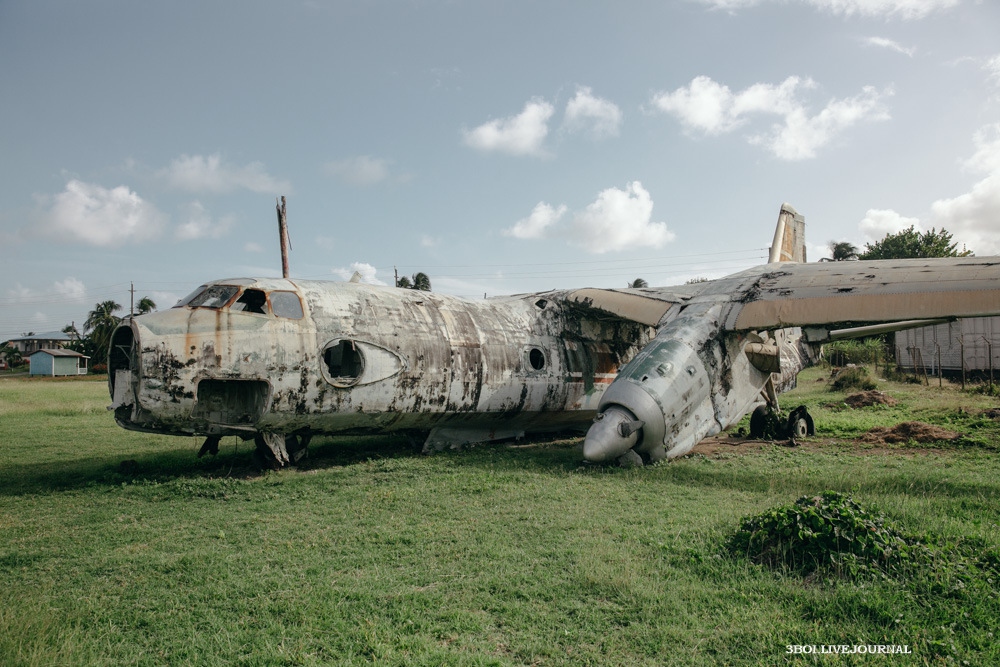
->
110, 279, 654, 442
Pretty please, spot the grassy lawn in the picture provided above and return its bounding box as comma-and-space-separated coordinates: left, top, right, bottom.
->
1, 369, 998, 665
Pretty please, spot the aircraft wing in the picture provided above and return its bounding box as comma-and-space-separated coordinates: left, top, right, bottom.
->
705, 257, 1000, 332
559, 256, 1000, 335
563, 287, 692, 326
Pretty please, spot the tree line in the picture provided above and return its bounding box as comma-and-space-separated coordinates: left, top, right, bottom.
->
829, 226, 971, 261
1, 298, 156, 372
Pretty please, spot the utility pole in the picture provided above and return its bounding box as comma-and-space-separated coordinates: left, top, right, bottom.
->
129, 281, 135, 317
276, 196, 290, 279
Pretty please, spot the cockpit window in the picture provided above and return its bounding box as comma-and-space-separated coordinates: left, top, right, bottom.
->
175, 284, 303, 318
231, 289, 268, 314
177, 285, 240, 309
270, 291, 304, 319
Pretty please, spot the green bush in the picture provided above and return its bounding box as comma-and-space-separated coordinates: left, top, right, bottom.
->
823, 338, 885, 366
727, 491, 914, 577
829, 365, 877, 392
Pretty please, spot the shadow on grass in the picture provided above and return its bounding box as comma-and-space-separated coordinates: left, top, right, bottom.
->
655, 452, 1000, 502
0, 433, 589, 497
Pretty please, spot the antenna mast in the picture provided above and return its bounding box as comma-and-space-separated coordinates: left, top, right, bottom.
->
276, 196, 290, 278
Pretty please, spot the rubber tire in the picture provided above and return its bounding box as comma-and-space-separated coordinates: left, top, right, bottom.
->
788, 417, 809, 438
749, 405, 769, 439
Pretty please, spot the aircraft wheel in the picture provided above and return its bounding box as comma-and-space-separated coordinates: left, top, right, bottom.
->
749, 405, 769, 439
786, 406, 814, 438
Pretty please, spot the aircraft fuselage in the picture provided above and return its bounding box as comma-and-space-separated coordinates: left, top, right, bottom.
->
108, 278, 656, 453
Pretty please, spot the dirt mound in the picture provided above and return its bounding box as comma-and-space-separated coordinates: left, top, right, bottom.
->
844, 390, 897, 408
861, 421, 960, 445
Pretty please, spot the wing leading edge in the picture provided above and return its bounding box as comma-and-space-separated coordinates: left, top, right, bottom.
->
708, 257, 1000, 332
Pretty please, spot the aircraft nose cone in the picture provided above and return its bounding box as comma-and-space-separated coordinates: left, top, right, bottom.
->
583, 406, 644, 462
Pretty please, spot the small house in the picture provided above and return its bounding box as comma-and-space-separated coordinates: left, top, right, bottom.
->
4, 331, 79, 355
28, 349, 89, 376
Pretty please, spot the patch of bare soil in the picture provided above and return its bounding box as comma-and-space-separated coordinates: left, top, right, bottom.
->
860, 421, 960, 445
691, 432, 951, 459
690, 436, 775, 458
844, 390, 897, 408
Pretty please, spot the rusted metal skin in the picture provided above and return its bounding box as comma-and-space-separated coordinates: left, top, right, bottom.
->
584, 301, 816, 463
106, 205, 1000, 468
108, 278, 654, 453
687, 257, 1000, 332
768, 203, 806, 263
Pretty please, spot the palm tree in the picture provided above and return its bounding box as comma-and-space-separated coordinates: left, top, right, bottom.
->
397, 273, 431, 291
0, 343, 21, 369
627, 278, 648, 288
85, 300, 122, 366
829, 241, 859, 261
136, 297, 157, 315
411, 272, 431, 292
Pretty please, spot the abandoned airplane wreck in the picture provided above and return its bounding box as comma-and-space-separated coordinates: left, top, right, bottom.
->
107, 206, 1000, 468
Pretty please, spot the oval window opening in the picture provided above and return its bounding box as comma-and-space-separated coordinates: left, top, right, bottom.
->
324, 340, 365, 386
529, 348, 546, 371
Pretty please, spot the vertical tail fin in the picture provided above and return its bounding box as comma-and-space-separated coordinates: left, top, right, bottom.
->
768, 203, 806, 263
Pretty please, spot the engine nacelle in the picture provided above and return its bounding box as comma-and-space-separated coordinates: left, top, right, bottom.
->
583, 304, 721, 463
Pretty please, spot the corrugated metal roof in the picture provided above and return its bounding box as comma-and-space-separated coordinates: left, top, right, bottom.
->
8, 331, 77, 342
28, 349, 89, 358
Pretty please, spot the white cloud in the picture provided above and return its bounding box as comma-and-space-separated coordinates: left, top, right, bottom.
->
506, 183, 674, 253
856, 126, 1000, 255
244, 242, 264, 253
651, 75, 740, 135
563, 87, 623, 139
325, 155, 392, 186
569, 182, 675, 253
7, 284, 33, 303
38, 180, 165, 246
750, 86, 890, 160
332, 262, 387, 285
964, 124, 1000, 173
504, 202, 568, 239
864, 36, 916, 57
53, 277, 86, 302
926, 128, 1000, 254
463, 99, 555, 156
420, 235, 440, 248
928, 175, 1000, 255
175, 201, 234, 240
695, 0, 958, 20
809, 0, 959, 19
986, 55, 1000, 87
161, 154, 291, 193
859, 208, 921, 241
651, 75, 891, 160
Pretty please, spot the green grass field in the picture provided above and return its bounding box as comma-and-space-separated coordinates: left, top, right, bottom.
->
1, 369, 998, 665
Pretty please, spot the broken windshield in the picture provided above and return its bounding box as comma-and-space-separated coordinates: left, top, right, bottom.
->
176, 285, 240, 309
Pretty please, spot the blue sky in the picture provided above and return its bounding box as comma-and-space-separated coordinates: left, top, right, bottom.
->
2, 0, 999, 340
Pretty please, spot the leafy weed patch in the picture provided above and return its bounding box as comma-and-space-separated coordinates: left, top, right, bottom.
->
727, 491, 914, 578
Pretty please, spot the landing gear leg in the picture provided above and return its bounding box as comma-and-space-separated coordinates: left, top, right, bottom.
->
198, 435, 221, 458
253, 432, 311, 469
